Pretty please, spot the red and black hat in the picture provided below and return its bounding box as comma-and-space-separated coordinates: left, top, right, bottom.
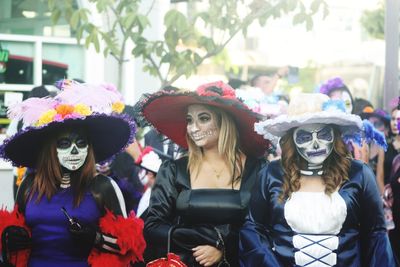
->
134, 81, 271, 157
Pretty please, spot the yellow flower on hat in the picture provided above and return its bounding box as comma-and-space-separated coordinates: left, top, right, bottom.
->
74, 104, 92, 116
112, 101, 125, 113
36, 109, 57, 126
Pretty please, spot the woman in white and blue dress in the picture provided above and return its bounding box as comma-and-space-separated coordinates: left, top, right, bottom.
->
239, 93, 396, 266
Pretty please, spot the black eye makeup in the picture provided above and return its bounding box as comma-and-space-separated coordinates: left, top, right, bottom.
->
57, 138, 72, 149
186, 116, 193, 124
317, 127, 333, 141
56, 133, 88, 149
295, 130, 313, 144
199, 115, 211, 122
75, 138, 88, 148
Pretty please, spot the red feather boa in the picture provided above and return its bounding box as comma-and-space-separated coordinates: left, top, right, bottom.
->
88, 210, 146, 267
0, 206, 31, 267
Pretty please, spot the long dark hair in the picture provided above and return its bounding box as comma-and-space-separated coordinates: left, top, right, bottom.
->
31, 130, 96, 206
279, 126, 351, 201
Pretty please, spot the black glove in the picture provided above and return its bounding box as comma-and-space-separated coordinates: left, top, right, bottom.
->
68, 218, 121, 254
68, 218, 101, 248
0, 261, 15, 267
2, 226, 31, 252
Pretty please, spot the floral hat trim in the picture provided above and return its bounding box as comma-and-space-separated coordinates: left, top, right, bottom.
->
255, 97, 387, 150
319, 77, 348, 95
0, 112, 136, 167
9, 80, 126, 129
133, 81, 261, 128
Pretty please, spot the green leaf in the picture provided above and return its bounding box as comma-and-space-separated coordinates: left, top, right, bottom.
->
51, 9, 61, 24
164, 10, 187, 29
310, 0, 323, 14
164, 10, 178, 28
286, 0, 298, 12
160, 54, 172, 63
48, 0, 56, 10
137, 15, 150, 30
124, 13, 137, 28
76, 26, 84, 42
70, 10, 80, 30
85, 35, 92, 48
293, 12, 306, 25
132, 45, 145, 56
305, 16, 313, 31
93, 34, 100, 53
164, 28, 178, 50
193, 53, 202, 65
79, 9, 90, 22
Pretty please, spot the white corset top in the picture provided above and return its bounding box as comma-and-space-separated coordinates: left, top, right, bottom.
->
284, 191, 347, 267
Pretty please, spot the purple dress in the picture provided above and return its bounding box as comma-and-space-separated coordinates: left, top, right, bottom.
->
25, 187, 101, 267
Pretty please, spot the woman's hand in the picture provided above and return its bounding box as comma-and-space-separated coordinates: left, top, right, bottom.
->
192, 245, 222, 266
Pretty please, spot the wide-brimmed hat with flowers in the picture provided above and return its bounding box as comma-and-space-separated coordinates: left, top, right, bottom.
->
0, 80, 135, 168
134, 81, 271, 157
255, 93, 364, 144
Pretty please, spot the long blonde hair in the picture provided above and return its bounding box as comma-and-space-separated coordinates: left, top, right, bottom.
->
279, 126, 351, 201
186, 105, 243, 186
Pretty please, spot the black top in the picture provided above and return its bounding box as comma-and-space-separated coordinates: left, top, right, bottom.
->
144, 156, 266, 267
385, 141, 400, 184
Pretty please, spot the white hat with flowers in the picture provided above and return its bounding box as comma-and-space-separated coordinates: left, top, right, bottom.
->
255, 93, 388, 150
255, 93, 364, 144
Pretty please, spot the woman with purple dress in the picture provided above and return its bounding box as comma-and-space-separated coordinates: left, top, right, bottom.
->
0, 80, 145, 267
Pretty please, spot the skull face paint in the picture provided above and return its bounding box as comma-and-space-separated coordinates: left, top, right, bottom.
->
57, 132, 88, 171
186, 104, 219, 149
293, 124, 334, 165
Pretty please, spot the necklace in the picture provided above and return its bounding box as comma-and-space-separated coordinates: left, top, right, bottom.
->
210, 165, 224, 179
60, 173, 71, 189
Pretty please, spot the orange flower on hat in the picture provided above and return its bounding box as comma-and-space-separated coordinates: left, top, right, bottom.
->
362, 106, 374, 113
56, 104, 75, 118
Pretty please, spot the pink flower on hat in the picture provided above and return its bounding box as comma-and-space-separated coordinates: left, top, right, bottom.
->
196, 81, 236, 99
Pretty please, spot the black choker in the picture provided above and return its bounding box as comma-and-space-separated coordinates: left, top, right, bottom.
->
300, 169, 323, 176
300, 165, 323, 176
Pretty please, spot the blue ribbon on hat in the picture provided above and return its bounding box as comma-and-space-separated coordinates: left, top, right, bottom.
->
322, 100, 346, 113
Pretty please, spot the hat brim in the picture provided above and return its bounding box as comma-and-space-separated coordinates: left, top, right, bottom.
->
136, 92, 270, 157
1, 114, 135, 168
255, 111, 363, 140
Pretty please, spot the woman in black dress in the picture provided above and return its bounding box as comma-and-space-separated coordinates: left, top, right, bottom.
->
134, 81, 271, 267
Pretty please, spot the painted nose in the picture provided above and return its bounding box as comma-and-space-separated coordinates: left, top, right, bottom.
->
313, 141, 319, 149
71, 145, 79, 154
190, 122, 200, 132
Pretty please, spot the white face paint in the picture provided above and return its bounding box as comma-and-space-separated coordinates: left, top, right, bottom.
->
186, 104, 219, 149
293, 124, 334, 165
56, 132, 88, 171
329, 90, 353, 114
